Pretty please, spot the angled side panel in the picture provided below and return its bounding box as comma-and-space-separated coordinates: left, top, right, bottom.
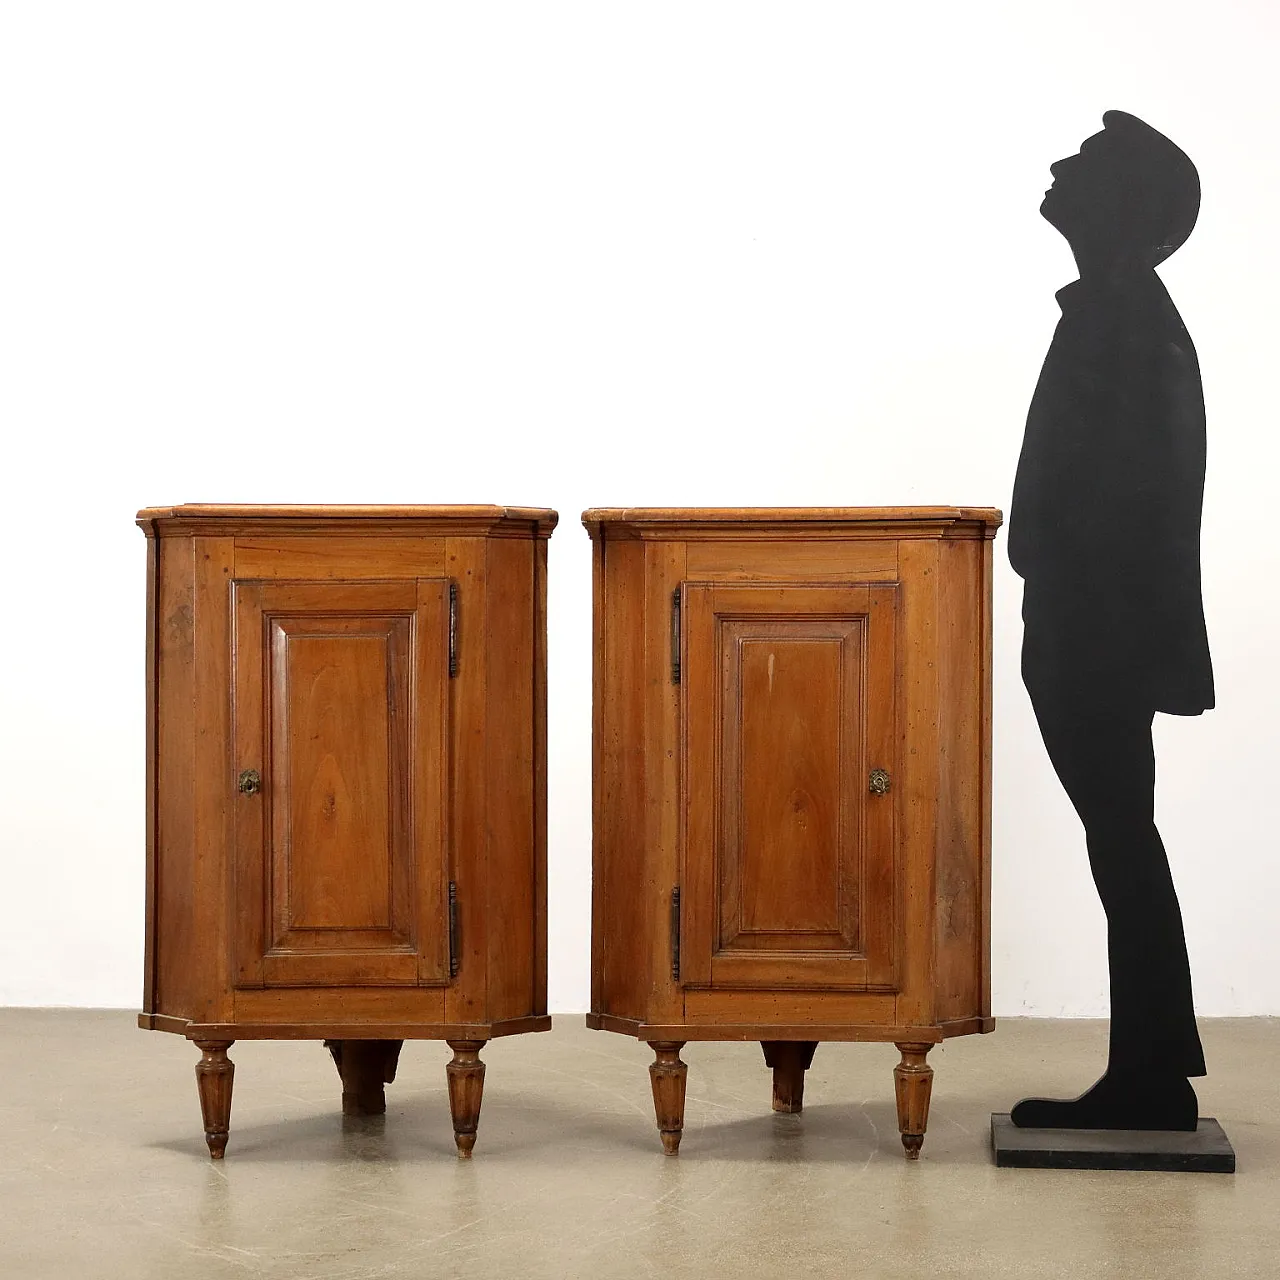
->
934, 537, 990, 1026
151, 534, 199, 1020
591, 535, 649, 1021
895, 539, 941, 1029
483, 536, 537, 1021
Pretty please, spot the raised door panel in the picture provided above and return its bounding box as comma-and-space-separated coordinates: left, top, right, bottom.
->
681, 582, 898, 991
232, 578, 450, 987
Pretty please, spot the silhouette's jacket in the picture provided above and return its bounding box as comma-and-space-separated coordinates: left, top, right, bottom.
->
1007, 111, 1212, 1131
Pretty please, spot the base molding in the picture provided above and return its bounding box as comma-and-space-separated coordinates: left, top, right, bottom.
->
990, 1113, 1236, 1173
139, 1013, 552, 1041
586, 1012, 946, 1044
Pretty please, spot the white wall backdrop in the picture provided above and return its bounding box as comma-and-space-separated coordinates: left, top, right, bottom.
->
2, 2, 1277, 1018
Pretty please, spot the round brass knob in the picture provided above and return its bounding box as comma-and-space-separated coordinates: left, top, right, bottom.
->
238, 768, 262, 796
868, 768, 891, 796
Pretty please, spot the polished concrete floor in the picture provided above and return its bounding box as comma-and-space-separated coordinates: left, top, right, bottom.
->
1, 1012, 1277, 1278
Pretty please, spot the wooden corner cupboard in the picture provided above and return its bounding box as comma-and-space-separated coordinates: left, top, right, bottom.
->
583, 506, 1002, 1158
137, 504, 556, 1158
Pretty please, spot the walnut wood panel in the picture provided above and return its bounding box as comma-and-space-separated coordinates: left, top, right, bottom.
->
934, 538, 986, 1024
273, 622, 402, 933
684, 540, 898, 581
143, 532, 160, 1013
139, 505, 552, 1158
681, 583, 898, 992
232, 986, 447, 1024
589, 533, 607, 1016
483, 536, 537, 1022
979, 538, 994, 1018
412, 578, 452, 986
533, 538, 550, 1015
894, 538, 941, 1030
152, 536, 197, 1020
643, 540, 687, 1025
232, 579, 449, 989
444, 536, 489, 1025
590, 537, 649, 1021
192, 537, 235, 1024
681, 990, 900, 1024
724, 621, 856, 946
233, 537, 446, 580
585, 507, 999, 1160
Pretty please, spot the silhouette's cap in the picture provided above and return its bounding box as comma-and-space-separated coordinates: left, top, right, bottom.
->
1099, 110, 1200, 263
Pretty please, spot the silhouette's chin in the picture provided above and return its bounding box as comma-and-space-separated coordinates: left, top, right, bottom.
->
1039, 196, 1070, 234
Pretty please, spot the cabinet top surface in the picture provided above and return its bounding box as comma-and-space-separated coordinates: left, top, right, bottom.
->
137, 504, 559, 535
582, 506, 1003, 533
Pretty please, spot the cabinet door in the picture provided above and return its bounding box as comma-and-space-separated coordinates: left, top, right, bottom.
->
680, 583, 898, 991
232, 579, 450, 987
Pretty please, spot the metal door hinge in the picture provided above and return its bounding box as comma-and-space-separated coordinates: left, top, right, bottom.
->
448, 582, 459, 678
671, 588, 682, 685
448, 881, 459, 977
670, 886, 681, 981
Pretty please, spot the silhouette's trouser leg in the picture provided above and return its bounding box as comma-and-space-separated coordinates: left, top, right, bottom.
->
1025, 670, 1205, 1079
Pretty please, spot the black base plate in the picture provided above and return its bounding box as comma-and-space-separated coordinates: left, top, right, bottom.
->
990, 1113, 1235, 1173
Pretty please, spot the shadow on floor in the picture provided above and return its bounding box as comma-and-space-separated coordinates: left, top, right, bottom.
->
147, 1091, 996, 1167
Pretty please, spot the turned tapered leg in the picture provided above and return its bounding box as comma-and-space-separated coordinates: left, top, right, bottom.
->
760, 1041, 818, 1113
445, 1040, 486, 1158
324, 1040, 404, 1115
893, 1041, 935, 1160
193, 1040, 235, 1160
648, 1041, 688, 1155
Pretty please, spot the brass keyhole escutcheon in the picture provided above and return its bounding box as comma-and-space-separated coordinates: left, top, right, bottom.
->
868, 768, 891, 796
238, 768, 262, 796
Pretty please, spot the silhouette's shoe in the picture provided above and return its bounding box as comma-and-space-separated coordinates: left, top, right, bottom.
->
1010, 1072, 1198, 1131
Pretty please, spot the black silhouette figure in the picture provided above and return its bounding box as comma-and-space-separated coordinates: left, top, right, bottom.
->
1008, 111, 1213, 1131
